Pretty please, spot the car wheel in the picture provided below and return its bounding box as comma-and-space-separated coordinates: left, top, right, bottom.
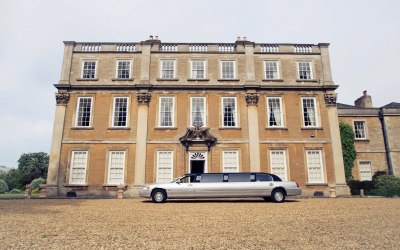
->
271, 189, 285, 203
151, 189, 167, 203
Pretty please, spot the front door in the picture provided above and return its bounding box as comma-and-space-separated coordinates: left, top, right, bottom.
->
188, 151, 208, 174
191, 160, 205, 174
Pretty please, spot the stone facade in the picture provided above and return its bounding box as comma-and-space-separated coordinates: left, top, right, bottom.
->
47, 37, 349, 197
338, 92, 400, 180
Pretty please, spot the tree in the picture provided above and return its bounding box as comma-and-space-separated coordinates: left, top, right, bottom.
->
339, 122, 357, 182
17, 152, 49, 185
1, 168, 23, 190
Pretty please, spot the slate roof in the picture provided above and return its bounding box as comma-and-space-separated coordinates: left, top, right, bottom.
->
382, 102, 400, 109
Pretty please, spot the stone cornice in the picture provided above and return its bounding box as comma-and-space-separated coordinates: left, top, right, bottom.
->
54, 84, 339, 91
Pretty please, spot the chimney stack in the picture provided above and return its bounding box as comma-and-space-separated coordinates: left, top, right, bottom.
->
355, 90, 373, 108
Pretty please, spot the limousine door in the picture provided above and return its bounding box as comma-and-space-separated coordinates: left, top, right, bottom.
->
254, 174, 274, 196
169, 176, 195, 198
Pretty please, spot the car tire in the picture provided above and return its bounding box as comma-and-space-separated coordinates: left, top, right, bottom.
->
271, 189, 285, 203
151, 189, 167, 203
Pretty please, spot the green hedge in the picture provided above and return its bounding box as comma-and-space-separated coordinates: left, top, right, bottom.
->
0, 179, 9, 194
348, 172, 400, 197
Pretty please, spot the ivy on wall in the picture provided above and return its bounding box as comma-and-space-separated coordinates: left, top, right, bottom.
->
339, 122, 357, 182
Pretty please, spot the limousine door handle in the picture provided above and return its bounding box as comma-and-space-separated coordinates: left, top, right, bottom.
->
188, 184, 193, 187
269, 183, 273, 186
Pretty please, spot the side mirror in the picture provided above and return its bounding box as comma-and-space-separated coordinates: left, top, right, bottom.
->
176, 180, 181, 184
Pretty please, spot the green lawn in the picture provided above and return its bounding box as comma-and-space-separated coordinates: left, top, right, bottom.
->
0, 193, 40, 199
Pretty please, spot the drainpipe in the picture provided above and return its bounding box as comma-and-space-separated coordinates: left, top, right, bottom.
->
379, 108, 394, 175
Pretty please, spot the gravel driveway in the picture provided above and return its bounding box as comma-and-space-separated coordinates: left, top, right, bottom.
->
0, 198, 399, 249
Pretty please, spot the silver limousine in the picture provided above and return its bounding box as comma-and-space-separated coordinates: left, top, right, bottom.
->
139, 173, 301, 203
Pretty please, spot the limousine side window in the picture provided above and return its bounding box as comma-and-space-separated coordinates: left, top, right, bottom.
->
189, 175, 201, 183
270, 174, 282, 182
200, 174, 223, 183
256, 174, 273, 182
228, 173, 251, 182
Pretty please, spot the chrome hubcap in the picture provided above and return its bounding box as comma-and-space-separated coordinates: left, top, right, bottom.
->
154, 192, 164, 202
274, 192, 283, 201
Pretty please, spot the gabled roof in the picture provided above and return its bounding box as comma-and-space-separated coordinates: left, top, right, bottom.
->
382, 102, 400, 109
337, 103, 360, 109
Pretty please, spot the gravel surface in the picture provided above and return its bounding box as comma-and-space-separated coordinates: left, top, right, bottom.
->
0, 198, 399, 249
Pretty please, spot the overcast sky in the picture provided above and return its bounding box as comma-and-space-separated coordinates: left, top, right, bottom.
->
0, 0, 399, 168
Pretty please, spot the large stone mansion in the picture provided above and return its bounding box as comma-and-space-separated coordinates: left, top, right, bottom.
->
46, 36, 398, 197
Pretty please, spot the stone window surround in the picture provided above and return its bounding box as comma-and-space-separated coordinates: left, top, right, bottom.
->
159, 59, 177, 79
263, 60, 281, 80
222, 150, 240, 173
157, 95, 176, 128
296, 60, 314, 81
219, 60, 238, 80
269, 149, 288, 181
111, 96, 130, 128
80, 59, 98, 79
300, 96, 320, 128
189, 96, 207, 127
189, 59, 207, 80
68, 150, 89, 185
221, 96, 239, 128
115, 59, 133, 79
266, 96, 285, 128
156, 150, 174, 183
304, 148, 326, 184
74, 96, 94, 128
106, 150, 127, 185
353, 120, 368, 140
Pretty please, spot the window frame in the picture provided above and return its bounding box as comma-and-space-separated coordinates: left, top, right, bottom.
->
81, 60, 98, 79
306, 149, 325, 184
69, 151, 88, 185
358, 161, 372, 181
115, 59, 132, 79
220, 60, 236, 79
266, 97, 284, 127
75, 97, 94, 127
190, 96, 207, 127
221, 97, 238, 128
107, 151, 126, 185
297, 61, 313, 80
160, 59, 176, 79
158, 96, 175, 128
156, 151, 174, 183
111, 96, 129, 128
264, 60, 280, 80
190, 60, 206, 79
269, 150, 288, 181
353, 120, 368, 140
301, 97, 319, 127
222, 150, 240, 173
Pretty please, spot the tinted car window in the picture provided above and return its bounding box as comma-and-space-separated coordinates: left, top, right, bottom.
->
200, 174, 223, 183
269, 174, 282, 182
190, 175, 201, 183
256, 174, 273, 182
228, 173, 251, 182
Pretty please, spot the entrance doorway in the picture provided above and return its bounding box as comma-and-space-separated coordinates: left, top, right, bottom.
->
191, 160, 205, 174
188, 151, 208, 174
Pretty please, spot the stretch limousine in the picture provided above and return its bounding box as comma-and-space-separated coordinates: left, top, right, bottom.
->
139, 173, 301, 203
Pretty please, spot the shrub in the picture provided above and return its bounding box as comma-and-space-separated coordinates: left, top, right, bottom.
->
370, 174, 400, 197
0, 179, 9, 194
348, 180, 375, 195
339, 123, 357, 181
30, 177, 46, 191
8, 188, 22, 194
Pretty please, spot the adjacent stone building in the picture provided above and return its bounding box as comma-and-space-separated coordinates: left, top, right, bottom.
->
46, 36, 349, 197
338, 91, 400, 180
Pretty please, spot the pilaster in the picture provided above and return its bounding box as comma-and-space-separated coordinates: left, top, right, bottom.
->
324, 93, 350, 195
132, 92, 151, 194
46, 92, 70, 196
246, 93, 261, 172
319, 43, 333, 85
59, 41, 75, 85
